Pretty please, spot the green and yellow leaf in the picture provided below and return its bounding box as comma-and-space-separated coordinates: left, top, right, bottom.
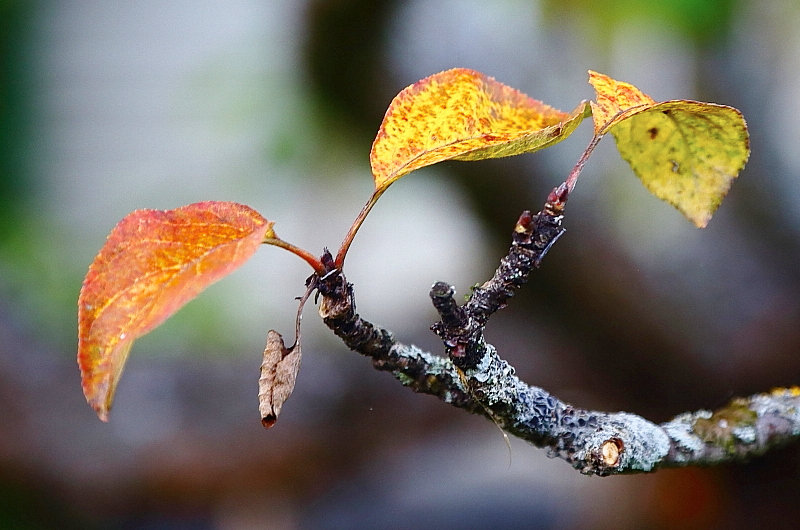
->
588, 70, 750, 227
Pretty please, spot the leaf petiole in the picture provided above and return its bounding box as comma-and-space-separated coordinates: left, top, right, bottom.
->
334, 187, 385, 268
564, 133, 603, 193
263, 237, 325, 273
565, 105, 652, 193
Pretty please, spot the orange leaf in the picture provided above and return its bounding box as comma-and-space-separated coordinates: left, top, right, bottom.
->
78, 201, 274, 420
370, 68, 588, 191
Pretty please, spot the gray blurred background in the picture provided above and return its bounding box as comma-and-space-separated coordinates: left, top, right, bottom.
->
2, 1, 800, 528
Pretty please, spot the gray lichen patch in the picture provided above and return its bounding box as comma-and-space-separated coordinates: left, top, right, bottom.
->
692, 399, 757, 452
662, 411, 709, 464
591, 412, 670, 473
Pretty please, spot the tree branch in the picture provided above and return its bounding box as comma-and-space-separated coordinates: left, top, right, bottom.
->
315, 184, 800, 476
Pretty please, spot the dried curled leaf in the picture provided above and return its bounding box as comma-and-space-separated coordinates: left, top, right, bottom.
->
78, 201, 274, 421
370, 68, 589, 191
259, 330, 302, 428
588, 70, 750, 227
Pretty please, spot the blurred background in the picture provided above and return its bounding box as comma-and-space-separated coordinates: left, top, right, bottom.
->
2, 0, 800, 528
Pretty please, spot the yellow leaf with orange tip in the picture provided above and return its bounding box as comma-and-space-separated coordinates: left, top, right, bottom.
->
78, 201, 274, 421
370, 68, 589, 191
588, 71, 750, 227
587, 70, 656, 135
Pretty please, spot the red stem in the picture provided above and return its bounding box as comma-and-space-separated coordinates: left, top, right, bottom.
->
263, 237, 325, 273
335, 188, 384, 268
564, 133, 603, 193
566, 105, 653, 192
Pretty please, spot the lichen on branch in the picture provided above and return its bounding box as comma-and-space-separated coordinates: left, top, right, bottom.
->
316, 185, 800, 476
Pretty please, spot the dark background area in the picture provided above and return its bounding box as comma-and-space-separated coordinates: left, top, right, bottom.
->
2, 1, 800, 528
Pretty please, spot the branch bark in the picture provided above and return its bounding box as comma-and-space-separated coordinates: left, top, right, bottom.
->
315, 184, 800, 476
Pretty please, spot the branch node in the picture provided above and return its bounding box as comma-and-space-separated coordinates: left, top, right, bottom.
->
544, 182, 569, 217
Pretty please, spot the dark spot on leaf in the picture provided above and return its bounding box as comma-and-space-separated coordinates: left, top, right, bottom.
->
647, 127, 658, 139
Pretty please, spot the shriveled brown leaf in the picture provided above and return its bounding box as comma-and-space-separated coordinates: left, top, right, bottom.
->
259, 330, 302, 428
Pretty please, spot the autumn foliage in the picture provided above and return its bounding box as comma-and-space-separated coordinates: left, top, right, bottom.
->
78, 69, 750, 422
588, 71, 749, 227
78, 202, 274, 420
369, 68, 589, 190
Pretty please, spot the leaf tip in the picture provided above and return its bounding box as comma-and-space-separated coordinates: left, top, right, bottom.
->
81, 373, 113, 422
78, 335, 134, 423
580, 99, 592, 118
691, 213, 712, 229
95, 406, 111, 423
81, 374, 112, 421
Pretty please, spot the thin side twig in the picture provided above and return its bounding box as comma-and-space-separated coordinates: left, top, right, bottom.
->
315, 186, 800, 476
